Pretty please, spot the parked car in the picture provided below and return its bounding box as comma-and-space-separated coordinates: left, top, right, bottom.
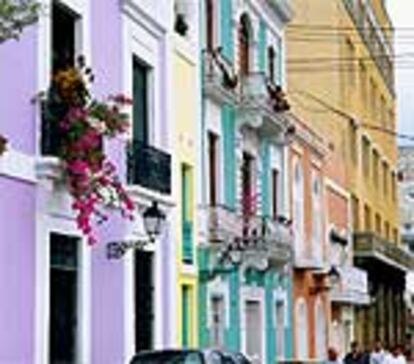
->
130, 349, 252, 364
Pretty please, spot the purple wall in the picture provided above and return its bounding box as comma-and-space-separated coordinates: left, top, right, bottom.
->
0, 177, 36, 362
0, 23, 38, 362
90, 0, 126, 362
0, 26, 37, 154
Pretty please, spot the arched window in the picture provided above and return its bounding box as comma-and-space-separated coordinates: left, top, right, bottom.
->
315, 297, 327, 359
206, 0, 214, 50
293, 158, 305, 260
311, 169, 323, 264
239, 13, 251, 75
295, 298, 309, 359
268, 46, 275, 81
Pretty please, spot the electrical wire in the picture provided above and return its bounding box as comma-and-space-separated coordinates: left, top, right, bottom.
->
289, 89, 414, 142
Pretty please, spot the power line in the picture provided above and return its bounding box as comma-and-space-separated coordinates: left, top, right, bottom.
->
289, 89, 414, 142
287, 53, 414, 64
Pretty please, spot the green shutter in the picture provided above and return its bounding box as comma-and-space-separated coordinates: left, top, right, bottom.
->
221, 105, 236, 209
258, 20, 267, 72
182, 285, 190, 347
182, 165, 193, 263
220, 0, 234, 61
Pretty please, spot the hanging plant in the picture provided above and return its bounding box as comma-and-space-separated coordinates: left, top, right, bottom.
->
0, 0, 39, 43
40, 56, 134, 245
0, 134, 7, 155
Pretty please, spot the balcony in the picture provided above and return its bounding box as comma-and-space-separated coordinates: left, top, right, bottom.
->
354, 232, 414, 272
267, 0, 293, 23
127, 140, 171, 195
239, 73, 290, 133
204, 204, 242, 244
203, 48, 239, 105
263, 217, 293, 266
330, 265, 370, 305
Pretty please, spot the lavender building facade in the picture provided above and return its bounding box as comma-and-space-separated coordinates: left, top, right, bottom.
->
0, 0, 178, 362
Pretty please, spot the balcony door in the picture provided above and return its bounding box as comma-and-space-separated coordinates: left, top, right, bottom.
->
49, 233, 79, 364
133, 56, 149, 145
135, 250, 154, 352
239, 14, 251, 75
245, 300, 263, 363
242, 152, 255, 217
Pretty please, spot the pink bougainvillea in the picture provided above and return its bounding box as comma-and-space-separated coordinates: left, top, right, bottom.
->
42, 57, 134, 245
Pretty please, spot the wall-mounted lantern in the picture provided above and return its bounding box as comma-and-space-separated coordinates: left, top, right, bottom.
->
106, 201, 166, 259
310, 265, 341, 294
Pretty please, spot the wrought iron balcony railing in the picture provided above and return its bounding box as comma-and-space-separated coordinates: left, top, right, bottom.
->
354, 231, 414, 271
204, 204, 242, 243
267, 0, 293, 22
203, 48, 239, 105
127, 140, 171, 195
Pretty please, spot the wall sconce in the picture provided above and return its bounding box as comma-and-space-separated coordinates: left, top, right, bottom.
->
310, 265, 341, 294
106, 201, 166, 259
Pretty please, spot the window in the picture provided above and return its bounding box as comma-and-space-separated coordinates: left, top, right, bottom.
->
393, 228, 399, 244
383, 161, 389, 196
208, 132, 219, 206
295, 298, 309, 359
391, 171, 396, 201
315, 298, 327, 359
385, 221, 390, 240
239, 13, 251, 75
271, 169, 279, 219
210, 296, 225, 348
364, 204, 371, 230
135, 251, 154, 352
182, 285, 192, 347
276, 302, 285, 359
268, 46, 275, 81
205, 0, 217, 50
133, 57, 149, 144
311, 169, 323, 263
349, 123, 358, 164
245, 301, 263, 363
293, 159, 305, 259
375, 213, 382, 235
362, 136, 370, 176
380, 95, 386, 126
373, 149, 380, 187
359, 62, 367, 107
182, 164, 193, 264
49, 233, 79, 364
52, 3, 78, 72
345, 39, 355, 89
352, 195, 360, 231
241, 152, 255, 217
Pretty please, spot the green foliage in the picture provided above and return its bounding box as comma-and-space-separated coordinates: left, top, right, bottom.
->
0, 0, 39, 43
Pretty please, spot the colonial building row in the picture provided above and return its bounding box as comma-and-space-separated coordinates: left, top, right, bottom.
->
0, 0, 412, 363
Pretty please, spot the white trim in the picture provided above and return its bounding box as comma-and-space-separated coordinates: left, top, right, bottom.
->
35, 202, 90, 364
325, 177, 351, 200
240, 286, 266, 364
124, 250, 134, 363
0, 147, 36, 183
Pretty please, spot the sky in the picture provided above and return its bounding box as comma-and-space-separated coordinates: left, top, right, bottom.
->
387, 1, 414, 145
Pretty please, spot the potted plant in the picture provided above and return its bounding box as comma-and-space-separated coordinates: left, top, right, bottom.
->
0, 134, 7, 156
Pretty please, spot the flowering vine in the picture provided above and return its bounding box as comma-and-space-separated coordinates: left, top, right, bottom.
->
41, 56, 134, 245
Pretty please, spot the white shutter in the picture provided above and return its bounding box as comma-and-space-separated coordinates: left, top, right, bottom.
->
295, 298, 308, 359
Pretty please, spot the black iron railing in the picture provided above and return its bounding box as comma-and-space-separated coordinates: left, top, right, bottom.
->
127, 140, 171, 195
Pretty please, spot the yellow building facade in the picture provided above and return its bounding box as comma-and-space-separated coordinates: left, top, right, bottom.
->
172, 34, 199, 348
287, 0, 412, 350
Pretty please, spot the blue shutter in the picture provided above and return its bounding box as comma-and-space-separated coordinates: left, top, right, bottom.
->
221, 105, 236, 209
258, 20, 267, 72
220, 0, 234, 61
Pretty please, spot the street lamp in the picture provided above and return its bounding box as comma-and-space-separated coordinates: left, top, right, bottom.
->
310, 265, 341, 294
106, 201, 166, 259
